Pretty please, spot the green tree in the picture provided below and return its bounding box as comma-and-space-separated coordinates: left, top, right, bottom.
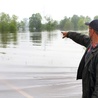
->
0, 13, 18, 33
94, 15, 98, 19
29, 13, 42, 32
0, 12, 10, 32
78, 16, 86, 30
18, 20, 25, 31
85, 16, 91, 22
64, 18, 74, 30
44, 16, 58, 31
9, 15, 18, 32
71, 15, 79, 30
59, 16, 68, 30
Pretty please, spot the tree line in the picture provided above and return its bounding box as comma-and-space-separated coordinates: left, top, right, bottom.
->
29, 13, 98, 32
1, 12, 98, 32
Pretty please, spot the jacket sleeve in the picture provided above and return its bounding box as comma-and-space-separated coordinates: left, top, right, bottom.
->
67, 32, 90, 47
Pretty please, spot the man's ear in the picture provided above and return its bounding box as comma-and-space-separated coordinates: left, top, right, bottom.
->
92, 29, 95, 34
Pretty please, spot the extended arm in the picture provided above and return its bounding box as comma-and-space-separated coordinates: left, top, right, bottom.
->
61, 31, 91, 47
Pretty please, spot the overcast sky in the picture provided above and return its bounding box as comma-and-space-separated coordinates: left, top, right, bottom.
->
0, 0, 97, 21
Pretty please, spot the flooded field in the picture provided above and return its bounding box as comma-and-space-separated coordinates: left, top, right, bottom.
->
0, 30, 85, 98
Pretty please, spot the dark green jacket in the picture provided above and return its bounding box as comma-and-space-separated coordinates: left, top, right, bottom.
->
67, 32, 98, 98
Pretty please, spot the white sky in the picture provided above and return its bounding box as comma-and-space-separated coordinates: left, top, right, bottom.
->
0, 0, 97, 21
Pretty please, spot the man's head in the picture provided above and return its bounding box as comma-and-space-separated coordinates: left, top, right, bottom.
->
85, 19, 98, 39
85, 19, 98, 33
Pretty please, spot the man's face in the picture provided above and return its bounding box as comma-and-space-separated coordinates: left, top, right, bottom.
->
89, 26, 94, 39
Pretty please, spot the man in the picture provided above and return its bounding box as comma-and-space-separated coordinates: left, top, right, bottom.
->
61, 19, 98, 98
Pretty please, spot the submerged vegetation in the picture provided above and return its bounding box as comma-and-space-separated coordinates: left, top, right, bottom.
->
0, 12, 18, 32
1, 12, 98, 32
0, 12, 28, 33
0, 12, 98, 48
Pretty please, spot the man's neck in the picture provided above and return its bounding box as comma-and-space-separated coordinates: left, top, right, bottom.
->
91, 36, 98, 48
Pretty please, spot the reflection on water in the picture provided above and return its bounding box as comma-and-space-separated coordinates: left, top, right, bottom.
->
0, 30, 85, 72
0, 30, 68, 48
0, 32, 17, 48
30, 32, 42, 46
29, 31, 58, 47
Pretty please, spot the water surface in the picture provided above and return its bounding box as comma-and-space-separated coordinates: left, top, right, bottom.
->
0, 30, 84, 98
0, 30, 85, 72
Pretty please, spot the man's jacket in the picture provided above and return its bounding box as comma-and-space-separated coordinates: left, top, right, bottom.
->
67, 32, 98, 98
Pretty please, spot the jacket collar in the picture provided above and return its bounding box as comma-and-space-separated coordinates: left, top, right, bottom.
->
92, 45, 98, 53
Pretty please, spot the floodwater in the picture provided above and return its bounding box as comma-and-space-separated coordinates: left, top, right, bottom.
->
0, 30, 85, 98
0, 30, 85, 69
